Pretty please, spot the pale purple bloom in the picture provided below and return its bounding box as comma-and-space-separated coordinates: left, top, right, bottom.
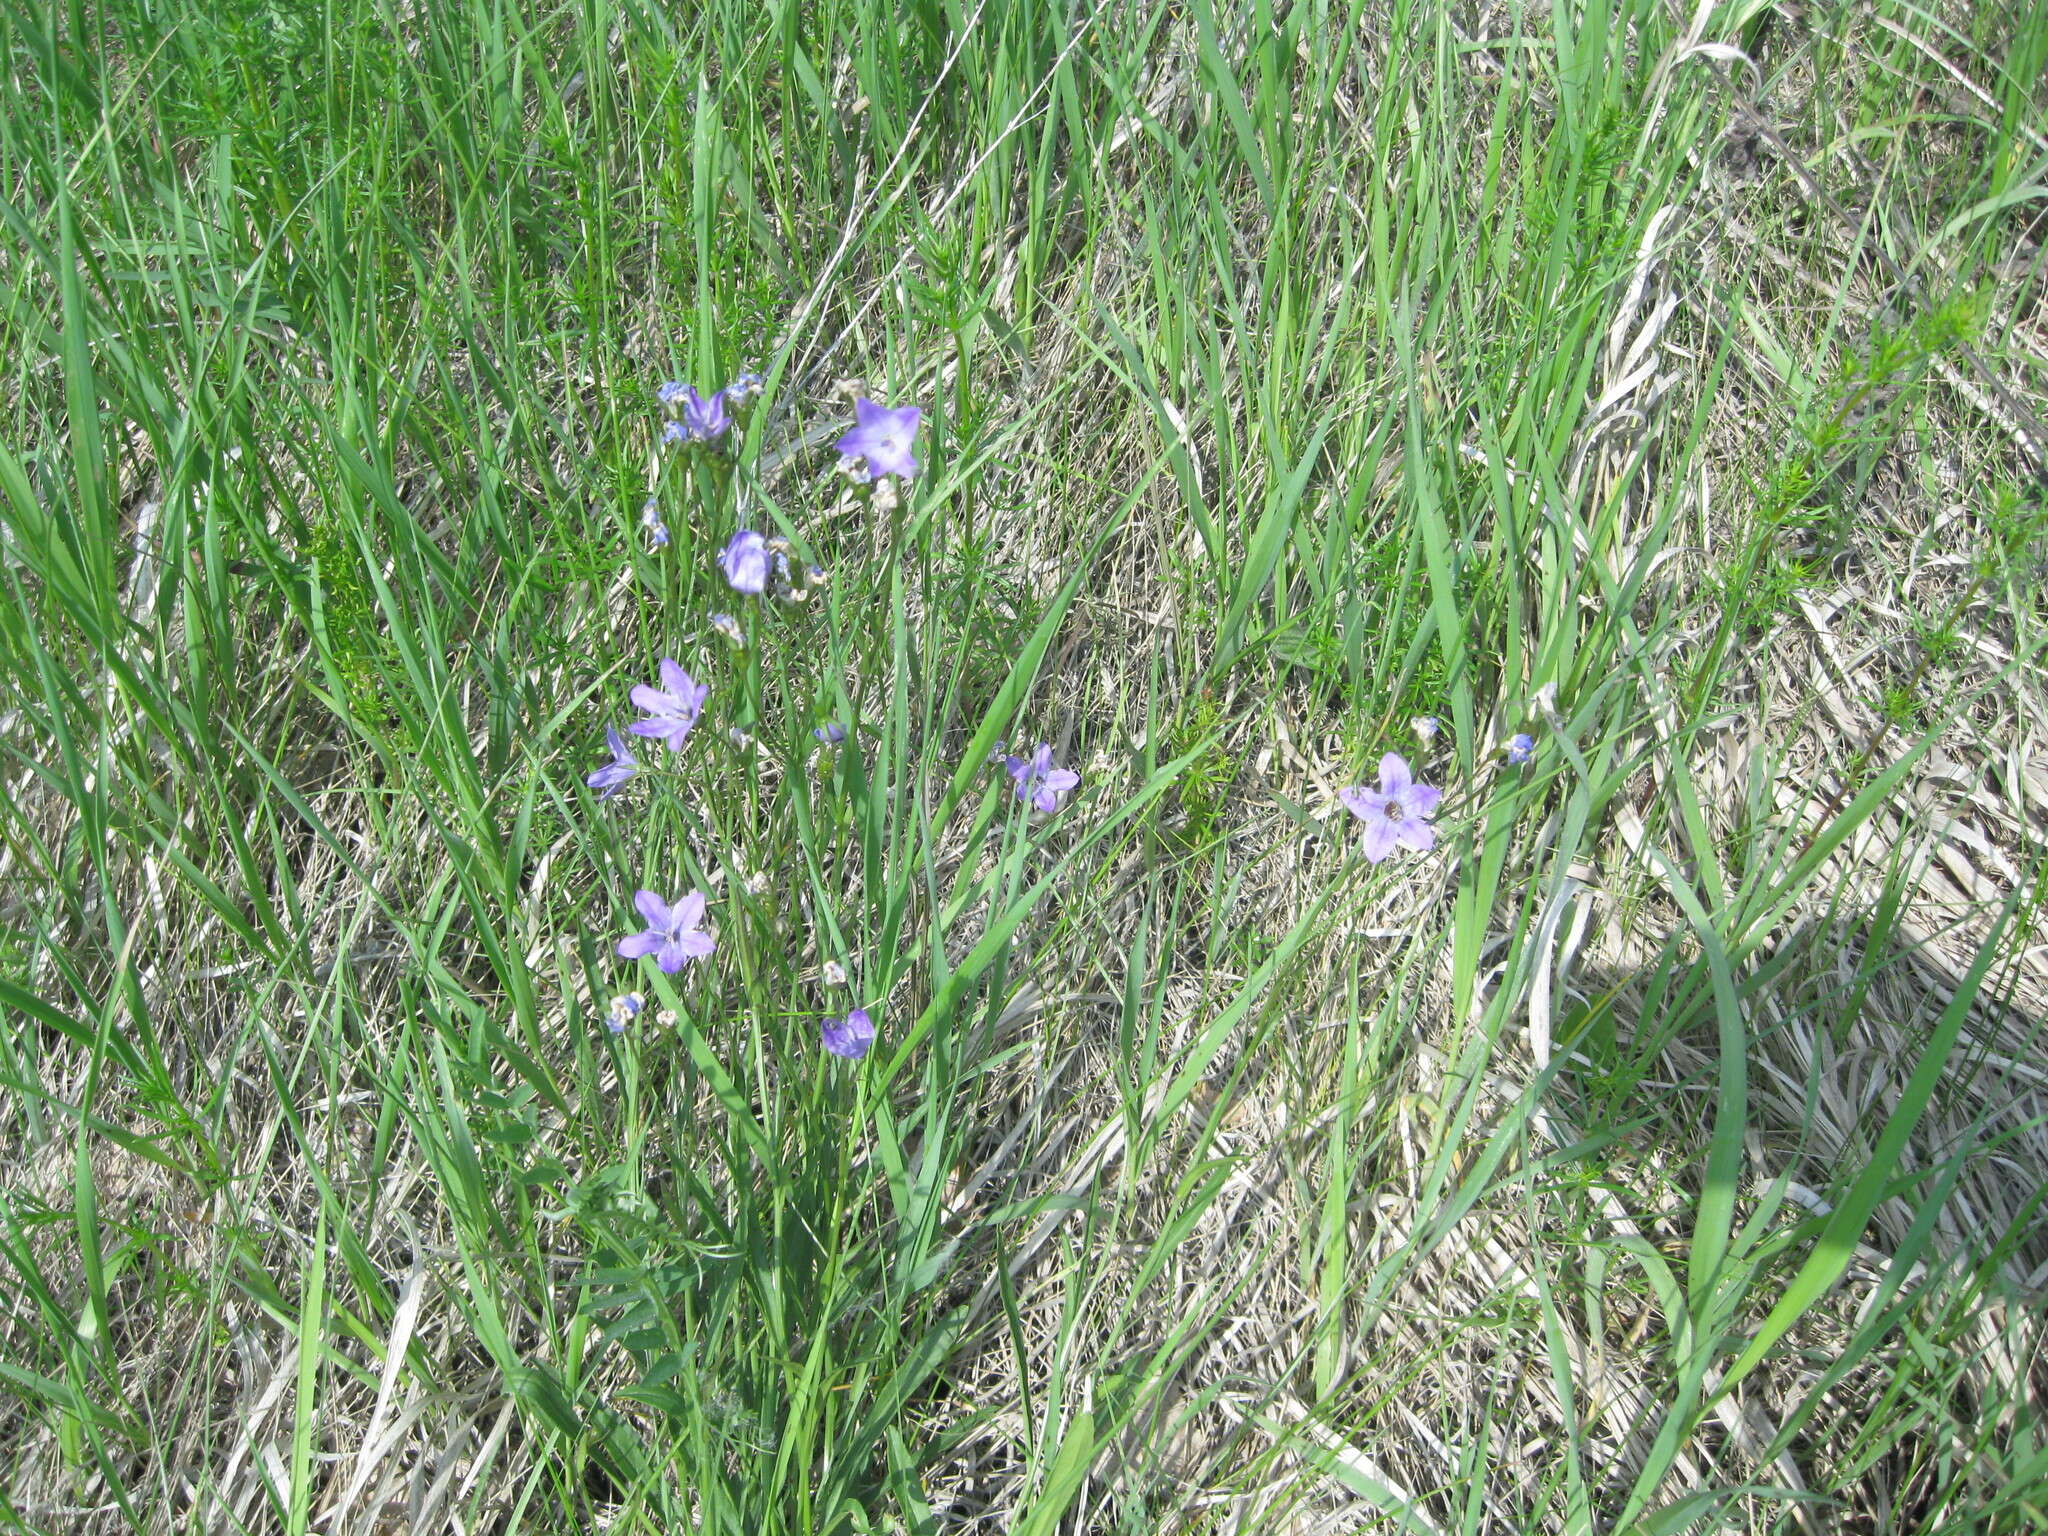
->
1506, 733, 1535, 766
617, 890, 716, 974
814, 722, 847, 745
709, 612, 745, 647
724, 372, 764, 403
605, 992, 645, 1034
1339, 753, 1443, 863
821, 960, 848, 986
1005, 743, 1081, 813
1411, 715, 1439, 744
585, 726, 639, 799
720, 528, 772, 594
834, 398, 922, 480
822, 1007, 876, 1059
629, 658, 709, 753
655, 380, 689, 408
639, 498, 671, 548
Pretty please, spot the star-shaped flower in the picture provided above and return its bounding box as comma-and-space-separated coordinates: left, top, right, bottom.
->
834, 398, 922, 480
1338, 753, 1443, 862
629, 658, 709, 753
1004, 743, 1081, 813
617, 890, 716, 974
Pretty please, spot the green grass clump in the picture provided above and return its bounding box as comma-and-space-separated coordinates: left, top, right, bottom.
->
2, 0, 2045, 1532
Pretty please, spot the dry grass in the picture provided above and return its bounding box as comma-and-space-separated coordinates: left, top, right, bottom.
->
1, 0, 2044, 1531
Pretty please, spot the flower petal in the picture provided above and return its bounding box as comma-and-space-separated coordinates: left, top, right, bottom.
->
1377, 753, 1412, 795
629, 683, 672, 715
671, 890, 707, 929
1338, 786, 1388, 820
658, 657, 692, 696
674, 929, 716, 961
617, 930, 661, 959
1359, 818, 1400, 863
1043, 769, 1080, 793
633, 890, 671, 928
1402, 782, 1443, 818
1396, 818, 1437, 852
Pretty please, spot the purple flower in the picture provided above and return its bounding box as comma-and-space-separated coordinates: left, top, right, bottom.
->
1004, 742, 1081, 813
834, 398, 922, 480
709, 612, 745, 647
585, 726, 639, 800
813, 722, 848, 745
1338, 753, 1443, 863
659, 383, 731, 445
720, 528, 772, 594
683, 386, 731, 442
606, 992, 645, 1034
724, 372, 764, 403
1505, 733, 1535, 766
629, 658, 709, 753
639, 498, 671, 548
822, 1007, 876, 1059
617, 890, 716, 973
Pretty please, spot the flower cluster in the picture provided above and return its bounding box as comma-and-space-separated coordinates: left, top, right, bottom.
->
584, 384, 985, 1064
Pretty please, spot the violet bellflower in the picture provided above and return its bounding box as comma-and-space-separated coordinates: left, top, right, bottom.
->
629, 658, 709, 753
1005, 743, 1081, 814
640, 498, 671, 548
606, 992, 645, 1034
659, 383, 731, 446
618, 890, 716, 974
1338, 753, 1443, 863
720, 528, 772, 594
1505, 733, 1535, 766
834, 398, 922, 480
822, 1007, 876, 1060
585, 726, 639, 800
813, 722, 848, 745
